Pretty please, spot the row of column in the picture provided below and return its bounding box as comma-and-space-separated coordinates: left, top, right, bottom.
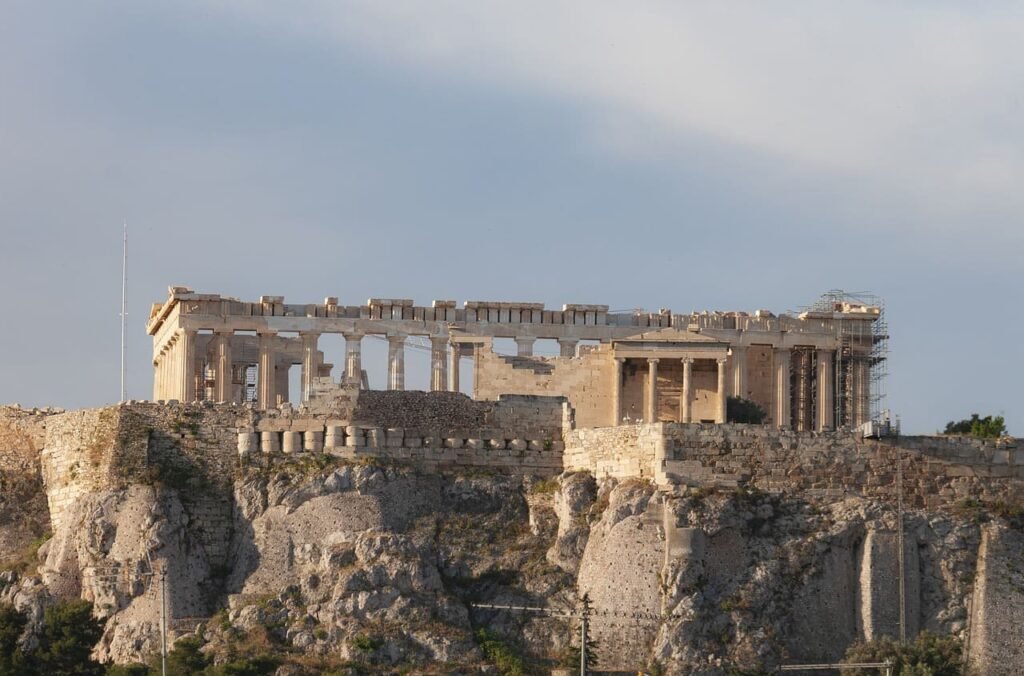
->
612, 357, 729, 425
157, 329, 468, 409
774, 347, 834, 431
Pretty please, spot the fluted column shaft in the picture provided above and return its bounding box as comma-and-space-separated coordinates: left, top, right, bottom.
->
387, 335, 406, 391
215, 330, 233, 403
680, 357, 693, 423
449, 342, 461, 393
730, 346, 747, 398
774, 348, 791, 429
515, 337, 536, 357
817, 349, 835, 431
180, 329, 197, 402
343, 332, 363, 386
300, 332, 320, 402
646, 358, 660, 423
716, 358, 728, 424
430, 337, 449, 392
257, 331, 277, 410
612, 358, 624, 426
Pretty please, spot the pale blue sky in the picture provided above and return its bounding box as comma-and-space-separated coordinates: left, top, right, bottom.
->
1, 1, 1021, 433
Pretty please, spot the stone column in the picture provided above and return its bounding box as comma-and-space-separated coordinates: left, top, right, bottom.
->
449, 342, 461, 393
300, 332, 320, 402
612, 357, 624, 426
387, 334, 406, 391
558, 338, 579, 358
679, 357, 693, 423
430, 337, 449, 392
817, 348, 835, 431
853, 357, 871, 426
180, 329, 197, 402
646, 358, 660, 423
343, 332, 363, 386
730, 346, 747, 398
515, 337, 536, 357
214, 330, 233, 403
774, 347, 791, 429
257, 331, 277, 410
716, 358, 728, 424
153, 357, 162, 401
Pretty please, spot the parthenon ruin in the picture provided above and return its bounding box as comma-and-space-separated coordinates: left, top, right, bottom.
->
147, 287, 886, 431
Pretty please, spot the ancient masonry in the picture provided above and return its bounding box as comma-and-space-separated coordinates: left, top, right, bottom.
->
147, 287, 885, 431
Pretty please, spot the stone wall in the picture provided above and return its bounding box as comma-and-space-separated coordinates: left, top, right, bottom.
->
244, 393, 569, 476
566, 423, 1024, 508
0, 406, 56, 558
473, 346, 615, 428
40, 403, 249, 567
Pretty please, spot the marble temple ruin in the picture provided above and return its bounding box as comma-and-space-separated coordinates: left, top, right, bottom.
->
147, 287, 887, 432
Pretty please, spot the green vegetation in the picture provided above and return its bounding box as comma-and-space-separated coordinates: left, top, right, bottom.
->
350, 633, 382, 652
0, 599, 106, 675
727, 397, 768, 425
943, 414, 1008, 439
0, 531, 51, 575
841, 632, 963, 675
528, 477, 559, 495
475, 629, 527, 676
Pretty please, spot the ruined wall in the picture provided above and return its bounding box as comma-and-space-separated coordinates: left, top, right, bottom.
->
566, 423, 1024, 508
473, 346, 615, 428
967, 524, 1024, 675
0, 406, 56, 559
41, 404, 248, 567
244, 394, 569, 476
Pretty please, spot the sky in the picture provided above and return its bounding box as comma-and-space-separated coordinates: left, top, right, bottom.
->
0, 1, 1021, 434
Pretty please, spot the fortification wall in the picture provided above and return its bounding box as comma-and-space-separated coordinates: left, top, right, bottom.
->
566, 423, 1024, 508
474, 346, 615, 428
0, 406, 57, 558
245, 393, 569, 475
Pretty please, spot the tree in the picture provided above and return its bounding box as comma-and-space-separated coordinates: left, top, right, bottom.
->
842, 632, 962, 676
31, 599, 105, 675
943, 414, 1007, 439
0, 603, 28, 676
163, 636, 210, 675
727, 397, 768, 425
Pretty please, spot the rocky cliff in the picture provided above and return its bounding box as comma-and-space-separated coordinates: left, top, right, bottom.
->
1, 403, 1022, 673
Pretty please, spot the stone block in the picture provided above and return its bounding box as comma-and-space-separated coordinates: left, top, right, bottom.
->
304, 430, 324, 453
260, 431, 280, 454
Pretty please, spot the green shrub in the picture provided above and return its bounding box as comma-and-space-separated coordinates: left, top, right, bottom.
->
0, 603, 28, 676
727, 397, 768, 424
351, 634, 382, 652
31, 599, 105, 675
943, 414, 1007, 439
842, 632, 962, 675
475, 629, 527, 676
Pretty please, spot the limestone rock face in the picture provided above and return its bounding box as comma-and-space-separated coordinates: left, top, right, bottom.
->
2, 452, 1023, 673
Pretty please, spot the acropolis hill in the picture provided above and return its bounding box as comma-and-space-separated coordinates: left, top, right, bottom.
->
0, 286, 1022, 673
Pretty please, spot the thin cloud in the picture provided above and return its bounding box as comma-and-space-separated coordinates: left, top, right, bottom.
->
216, 0, 1024, 231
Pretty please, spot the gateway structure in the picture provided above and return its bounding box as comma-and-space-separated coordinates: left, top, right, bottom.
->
147, 287, 886, 432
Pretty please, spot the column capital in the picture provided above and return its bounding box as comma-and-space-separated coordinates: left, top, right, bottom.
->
257, 329, 278, 337
681, 356, 694, 365
387, 333, 407, 344
299, 330, 321, 339
343, 330, 364, 340
647, 357, 660, 364
614, 356, 625, 364
717, 357, 729, 365
430, 335, 449, 347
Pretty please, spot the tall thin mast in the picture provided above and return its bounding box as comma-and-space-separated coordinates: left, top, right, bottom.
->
120, 222, 128, 402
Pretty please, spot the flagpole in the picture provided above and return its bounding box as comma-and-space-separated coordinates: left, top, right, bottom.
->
120, 222, 128, 402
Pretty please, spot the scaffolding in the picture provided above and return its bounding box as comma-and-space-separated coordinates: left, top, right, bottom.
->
802, 290, 889, 427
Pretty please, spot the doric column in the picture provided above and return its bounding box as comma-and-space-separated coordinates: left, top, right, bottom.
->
257, 331, 277, 410
855, 358, 871, 426
300, 332, 320, 402
612, 358, 624, 426
716, 358, 728, 424
558, 338, 579, 358
515, 337, 536, 357
343, 332, 363, 386
153, 357, 162, 401
774, 347, 791, 429
430, 337, 449, 392
646, 358, 660, 423
816, 348, 835, 431
180, 329, 197, 402
449, 342, 461, 393
679, 357, 693, 423
215, 330, 233, 403
387, 334, 406, 391
730, 346, 747, 398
